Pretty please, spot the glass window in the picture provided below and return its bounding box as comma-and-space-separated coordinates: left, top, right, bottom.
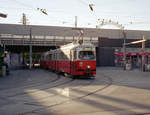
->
78, 51, 95, 60
48, 54, 52, 60
74, 51, 76, 60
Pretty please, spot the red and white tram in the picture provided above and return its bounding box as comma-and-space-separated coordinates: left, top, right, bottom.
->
40, 51, 50, 69
40, 40, 96, 78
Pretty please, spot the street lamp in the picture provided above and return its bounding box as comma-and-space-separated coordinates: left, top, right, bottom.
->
141, 36, 146, 72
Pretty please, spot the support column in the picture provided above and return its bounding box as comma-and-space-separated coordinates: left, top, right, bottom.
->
122, 31, 126, 70
123, 43, 126, 70
141, 36, 145, 72
29, 28, 32, 69
75, 16, 77, 28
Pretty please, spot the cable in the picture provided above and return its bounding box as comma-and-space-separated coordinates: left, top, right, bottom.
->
13, 0, 35, 9
78, 0, 89, 5
12, 0, 48, 15
0, 6, 33, 11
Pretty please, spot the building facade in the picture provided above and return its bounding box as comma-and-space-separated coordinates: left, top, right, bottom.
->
0, 23, 150, 69
97, 37, 150, 70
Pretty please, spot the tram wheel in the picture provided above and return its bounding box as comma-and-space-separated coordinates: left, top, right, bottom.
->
72, 75, 77, 79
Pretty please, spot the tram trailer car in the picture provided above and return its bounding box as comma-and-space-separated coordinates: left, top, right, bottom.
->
41, 41, 96, 78
40, 51, 51, 69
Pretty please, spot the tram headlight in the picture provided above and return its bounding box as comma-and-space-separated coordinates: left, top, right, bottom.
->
87, 65, 91, 69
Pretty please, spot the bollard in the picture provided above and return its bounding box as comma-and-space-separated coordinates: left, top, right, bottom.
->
2, 66, 6, 76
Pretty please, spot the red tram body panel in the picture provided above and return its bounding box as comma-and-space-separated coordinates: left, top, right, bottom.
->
40, 41, 96, 78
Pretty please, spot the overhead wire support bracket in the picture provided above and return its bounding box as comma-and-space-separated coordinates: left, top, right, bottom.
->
0, 13, 7, 18
37, 8, 48, 15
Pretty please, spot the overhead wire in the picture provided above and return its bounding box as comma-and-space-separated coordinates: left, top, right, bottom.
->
1, 0, 150, 28
77, 0, 150, 28
78, 0, 98, 17
76, 0, 100, 27
0, 6, 33, 11
77, 0, 121, 27
12, 0, 48, 15
13, 0, 35, 9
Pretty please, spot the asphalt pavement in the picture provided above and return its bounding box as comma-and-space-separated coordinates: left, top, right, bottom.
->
0, 67, 150, 115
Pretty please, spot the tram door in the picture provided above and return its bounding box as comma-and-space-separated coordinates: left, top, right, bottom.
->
70, 50, 75, 74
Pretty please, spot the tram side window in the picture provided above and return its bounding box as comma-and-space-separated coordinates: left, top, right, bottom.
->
62, 51, 69, 60
74, 51, 76, 60
51, 54, 54, 60
41, 55, 43, 60
65, 51, 70, 60
63, 53, 66, 60
58, 52, 62, 60
48, 54, 52, 60
45, 55, 47, 61
56, 53, 59, 60
60, 52, 64, 60
53, 53, 56, 60
79, 51, 95, 60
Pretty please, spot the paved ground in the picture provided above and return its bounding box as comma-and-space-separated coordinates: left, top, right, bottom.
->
0, 67, 150, 115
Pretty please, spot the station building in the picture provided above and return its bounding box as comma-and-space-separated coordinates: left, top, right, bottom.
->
97, 37, 150, 70
0, 23, 150, 69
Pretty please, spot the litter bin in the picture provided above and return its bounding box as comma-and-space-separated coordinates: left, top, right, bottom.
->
145, 64, 150, 72
2, 66, 6, 76
126, 63, 132, 70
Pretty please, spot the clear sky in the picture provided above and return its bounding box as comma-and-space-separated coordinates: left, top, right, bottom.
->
0, 0, 150, 30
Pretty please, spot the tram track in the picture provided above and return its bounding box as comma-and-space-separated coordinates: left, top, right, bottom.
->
19, 74, 113, 115
135, 113, 150, 115
4, 73, 96, 99
23, 77, 95, 104
5, 75, 74, 98
0, 69, 77, 98
0, 73, 60, 91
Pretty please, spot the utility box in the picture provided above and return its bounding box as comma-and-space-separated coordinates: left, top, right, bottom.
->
126, 63, 132, 70
145, 64, 150, 72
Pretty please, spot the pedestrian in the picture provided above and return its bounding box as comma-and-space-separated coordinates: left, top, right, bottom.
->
3, 51, 10, 75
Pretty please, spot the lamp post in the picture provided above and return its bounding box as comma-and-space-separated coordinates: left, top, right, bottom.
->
141, 35, 145, 72
122, 31, 126, 70
29, 28, 32, 69
75, 16, 77, 28
0, 13, 7, 53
